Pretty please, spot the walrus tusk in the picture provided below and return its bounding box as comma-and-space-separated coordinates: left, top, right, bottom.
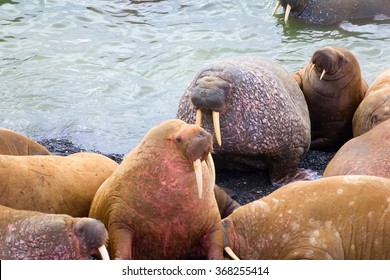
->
309, 64, 315, 73
212, 111, 222, 146
98, 245, 110, 260
224, 246, 240, 260
194, 159, 203, 199
320, 69, 326, 80
206, 152, 215, 191
284, 4, 291, 22
271, 1, 280, 16
195, 109, 202, 126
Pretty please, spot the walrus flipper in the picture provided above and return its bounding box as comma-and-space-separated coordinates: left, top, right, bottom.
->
202, 223, 224, 260
214, 185, 240, 219
111, 228, 135, 260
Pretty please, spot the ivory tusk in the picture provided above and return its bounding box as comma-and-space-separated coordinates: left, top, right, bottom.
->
320, 69, 326, 80
206, 152, 216, 191
193, 159, 203, 199
212, 111, 222, 146
98, 245, 110, 260
195, 109, 202, 126
271, 1, 281, 16
224, 246, 240, 260
284, 4, 291, 22
309, 64, 315, 73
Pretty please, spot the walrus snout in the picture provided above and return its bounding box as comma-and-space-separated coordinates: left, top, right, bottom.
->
185, 129, 213, 162
311, 47, 344, 79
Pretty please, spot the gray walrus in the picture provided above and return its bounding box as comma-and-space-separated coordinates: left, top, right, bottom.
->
0, 204, 109, 260
323, 118, 390, 179
0, 128, 50, 155
353, 68, 390, 137
294, 46, 367, 152
177, 56, 316, 185
89, 119, 224, 260
223, 175, 390, 260
272, 0, 390, 25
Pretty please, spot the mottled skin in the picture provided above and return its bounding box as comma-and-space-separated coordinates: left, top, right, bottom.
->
223, 175, 390, 260
323, 119, 390, 179
89, 119, 223, 259
353, 68, 390, 137
0, 204, 108, 260
177, 56, 312, 184
0, 152, 118, 217
0, 128, 50, 155
294, 46, 367, 152
277, 0, 390, 25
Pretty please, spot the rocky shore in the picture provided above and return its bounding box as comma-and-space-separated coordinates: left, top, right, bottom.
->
38, 138, 335, 206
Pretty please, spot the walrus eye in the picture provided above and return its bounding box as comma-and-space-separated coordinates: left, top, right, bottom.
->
175, 135, 183, 143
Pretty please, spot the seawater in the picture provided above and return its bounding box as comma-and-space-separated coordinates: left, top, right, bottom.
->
0, 0, 389, 154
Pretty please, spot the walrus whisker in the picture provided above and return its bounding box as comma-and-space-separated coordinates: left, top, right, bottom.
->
320, 69, 326, 80
271, 1, 280, 16
284, 4, 291, 22
98, 245, 110, 260
206, 152, 215, 191
212, 111, 222, 146
195, 109, 202, 127
193, 159, 203, 199
224, 246, 240, 260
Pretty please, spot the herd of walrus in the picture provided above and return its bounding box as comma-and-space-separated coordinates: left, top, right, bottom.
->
1, 2, 390, 260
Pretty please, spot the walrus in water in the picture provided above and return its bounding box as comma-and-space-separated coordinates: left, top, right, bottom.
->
0, 128, 50, 155
89, 119, 224, 259
0, 204, 109, 260
0, 152, 118, 217
223, 175, 390, 260
272, 0, 390, 25
177, 56, 316, 185
323, 118, 390, 179
353, 68, 390, 137
294, 46, 368, 152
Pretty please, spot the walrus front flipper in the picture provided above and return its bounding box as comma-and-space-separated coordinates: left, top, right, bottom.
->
202, 222, 224, 260
110, 228, 135, 260
214, 185, 240, 219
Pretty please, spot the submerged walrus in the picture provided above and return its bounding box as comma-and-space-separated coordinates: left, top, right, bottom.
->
223, 175, 390, 260
0, 128, 50, 155
323, 118, 390, 179
0, 204, 109, 260
353, 68, 390, 137
177, 56, 315, 185
272, 0, 390, 25
294, 46, 367, 151
0, 152, 118, 217
89, 119, 224, 259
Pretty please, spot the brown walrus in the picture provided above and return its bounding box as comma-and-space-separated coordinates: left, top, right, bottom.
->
177, 56, 316, 185
294, 46, 368, 152
223, 175, 390, 260
0, 204, 109, 260
323, 118, 390, 179
0, 128, 50, 155
0, 152, 118, 217
89, 119, 224, 259
353, 68, 390, 137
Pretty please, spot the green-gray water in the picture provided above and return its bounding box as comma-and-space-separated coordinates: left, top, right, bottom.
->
1, 0, 389, 154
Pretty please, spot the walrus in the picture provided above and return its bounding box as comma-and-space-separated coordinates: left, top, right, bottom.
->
89, 119, 224, 259
0, 128, 50, 155
0, 152, 118, 217
323, 118, 390, 179
177, 56, 315, 185
223, 175, 390, 260
353, 68, 390, 137
293, 46, 368, 152
272, 0, 390, 25
0, 204, 109, 260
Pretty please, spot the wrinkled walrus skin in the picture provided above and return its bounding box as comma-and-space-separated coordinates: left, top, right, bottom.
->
0, 128, 50, 155
323, 119, 390, 179
353, 68, 390, 137
223, 175, 390, 260
89, 119, 224, 260
177, 56, 312, 184
294, 46, 367, 152
273, 0, 390, 25
0, 152, 118, 217
0, 204, 108, 260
